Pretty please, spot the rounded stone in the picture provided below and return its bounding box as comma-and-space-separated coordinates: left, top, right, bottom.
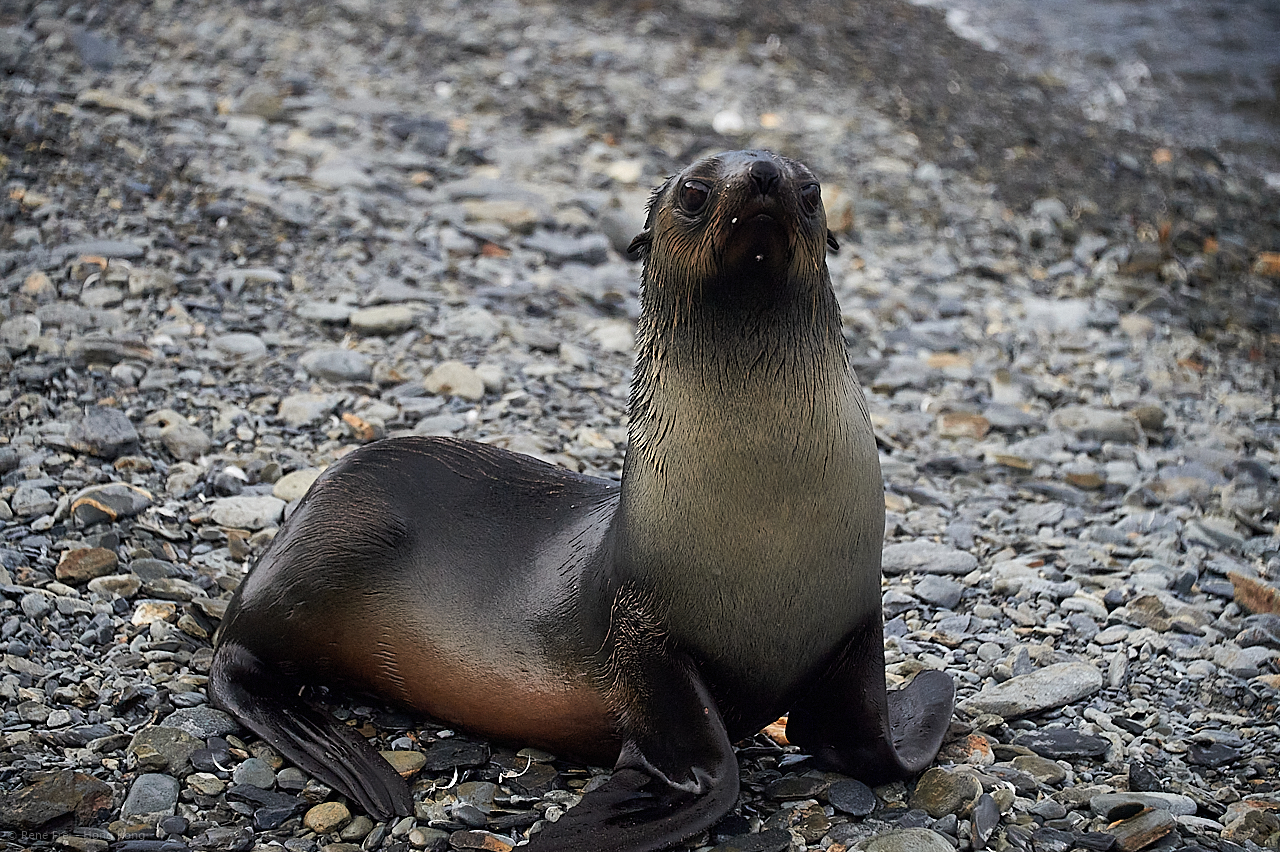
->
304, 801, 352, 834
380, 749, 427, 779
211, 333, 268, 362
907, 767, 982, 818
299, 348, 373, 383
828, 778, 878, 816
350, 305, 417, 335
424, 360, 485, 401
231, 757, 276, 789
121, 773, 179, 817
273, 468, 323, 502
208, 495, 285, 530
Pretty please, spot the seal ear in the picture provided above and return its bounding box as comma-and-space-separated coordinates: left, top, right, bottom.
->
826, 231, 840, 253
626, 176, 671, 261
627, 229, 652, 260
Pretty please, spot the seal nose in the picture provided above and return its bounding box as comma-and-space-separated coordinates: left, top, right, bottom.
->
747, 158, 781, 198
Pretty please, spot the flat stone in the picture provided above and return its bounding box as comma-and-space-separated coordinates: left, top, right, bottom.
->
764, 774, 830, 800
87, 574, 142, 598
278, 392, 341, 427
828, 778, 878, 816
273, 468, 323, 501
421, 739, 489, 772
299, 348, 372, 383
440, 306, 503, 341
1090, 793, 1198, 818
856, 828, 956, 852
1048, 406, 1140, 444
1012, 755, 1068, 785
56, 547, 119, 583
350, 304, 417, 335
381, 749, 427, 779
959, 662, 1104, 718
55, 238, 146, 260
209, 494, 285, 530
0, 770, 114, 829
70, 482, 154, 525
882, 540, 979, 576
163, 706, 240, 739
65, 406, 139, 458
1107, 806, 1176, 852
121, 773, 179, 818
297, 300, 355, 323
1012, 729, 1110, 759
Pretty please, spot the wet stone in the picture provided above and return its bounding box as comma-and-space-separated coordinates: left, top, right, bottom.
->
421, 739, 489, 771
857, 828, 957, 852
765, 773, 830, 800
828, 778, 878, 816
1012, 729, 1110, 759
908, 767, 982, 818
1107, 807, 1176, 852
232, 757, 277, 789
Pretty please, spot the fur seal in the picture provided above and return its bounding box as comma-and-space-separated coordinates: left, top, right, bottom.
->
209, 150, 955, 851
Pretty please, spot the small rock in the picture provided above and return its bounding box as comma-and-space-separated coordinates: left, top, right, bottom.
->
914, 575, 963, 609
232, 757, 277, 789
828, 778, 878, 816
209, 495, 285, 530
882, 541, 979, 575
278, 392, 341, 428
856, 828, 956, 852
128, 726, 202, 773
521, 229, 611, 265
299, 348, 373, 383
424, 360, 485, 401
147, 409, 212, 461
0, 770, 114, 829
121, 773, 180, 818
381, 749, 427, 779
211, 332, 268, 363
65, 406, 139, 458
1048, 406, 1140, 444
959, 662, 1103, 718
908, 767, 982, 818
304, 801, 352, 834
70, 482, 154, 525
273, 468, 323, 501
56, 547, 119, 583
11, 484, 57, 517
350, 305, 417, 335
1012, 729, 1110, 759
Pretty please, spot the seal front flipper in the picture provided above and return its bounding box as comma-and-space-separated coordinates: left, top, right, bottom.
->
528, 651, 739, 852
785, 620, 956, 784
208, 642, 413, 820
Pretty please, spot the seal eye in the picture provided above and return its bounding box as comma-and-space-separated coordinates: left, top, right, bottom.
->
679, 180, 710, 214
799, 183, 821, 215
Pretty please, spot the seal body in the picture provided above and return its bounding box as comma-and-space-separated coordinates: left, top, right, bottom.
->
210, 150, 955, 852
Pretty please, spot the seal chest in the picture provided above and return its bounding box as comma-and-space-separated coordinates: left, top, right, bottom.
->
209, 150, 955, 852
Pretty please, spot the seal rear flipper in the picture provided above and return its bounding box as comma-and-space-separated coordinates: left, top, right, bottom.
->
527, 654, 739, 852
785, 620, 956, 784
208, 643, 413, 820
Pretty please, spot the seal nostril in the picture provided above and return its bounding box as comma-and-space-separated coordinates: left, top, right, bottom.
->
747, 159, 781, 198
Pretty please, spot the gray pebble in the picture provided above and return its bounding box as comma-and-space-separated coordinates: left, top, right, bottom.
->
121, 773, 180, 817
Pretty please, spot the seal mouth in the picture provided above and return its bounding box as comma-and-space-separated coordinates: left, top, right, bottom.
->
724, 199, 789, 268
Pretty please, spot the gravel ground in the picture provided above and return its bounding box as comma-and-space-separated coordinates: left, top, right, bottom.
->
2, 2, 1279, 852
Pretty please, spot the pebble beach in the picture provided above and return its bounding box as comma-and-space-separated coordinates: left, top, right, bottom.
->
1, 2, 1279, 852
